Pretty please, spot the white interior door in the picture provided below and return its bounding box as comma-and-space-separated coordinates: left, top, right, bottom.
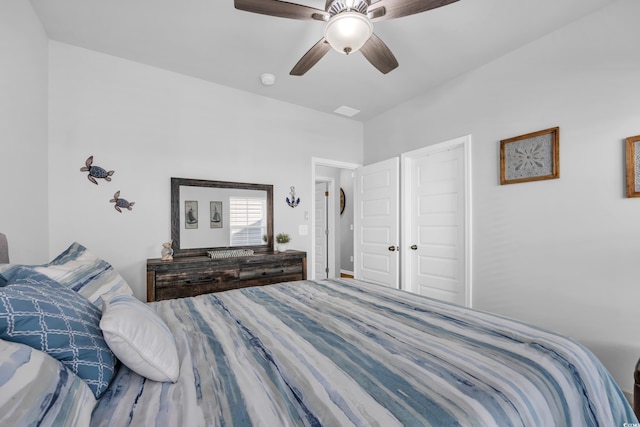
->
354, 157, 400, 288
402, 136, 471, 306
314, 182, 328, 279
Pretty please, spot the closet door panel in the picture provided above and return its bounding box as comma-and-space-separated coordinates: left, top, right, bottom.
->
354, 157, 399, 288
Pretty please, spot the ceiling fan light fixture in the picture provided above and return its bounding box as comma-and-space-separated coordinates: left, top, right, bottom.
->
324, 11, 373, 55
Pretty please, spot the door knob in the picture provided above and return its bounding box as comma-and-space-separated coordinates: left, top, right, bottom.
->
410, 245, 418, 250
388, 246, 398, 252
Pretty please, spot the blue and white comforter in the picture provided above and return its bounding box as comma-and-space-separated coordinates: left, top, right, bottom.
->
92, 278, 636, 426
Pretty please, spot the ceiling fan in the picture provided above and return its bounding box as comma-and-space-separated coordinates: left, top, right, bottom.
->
234, 0, 459, 76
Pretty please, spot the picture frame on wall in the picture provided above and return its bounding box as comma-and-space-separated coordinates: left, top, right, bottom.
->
500, 127, 560, 185
210, 201, 222, 228
185, 200, 198, 229
626, 135, 640, 198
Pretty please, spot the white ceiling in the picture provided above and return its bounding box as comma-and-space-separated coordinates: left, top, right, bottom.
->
29, 0, 614, 122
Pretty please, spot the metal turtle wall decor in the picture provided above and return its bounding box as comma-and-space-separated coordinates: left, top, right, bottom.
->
80, 155, 114, 185
110, 191, 135, 213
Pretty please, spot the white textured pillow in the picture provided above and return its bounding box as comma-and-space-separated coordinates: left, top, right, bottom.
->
100, 295, 179, 382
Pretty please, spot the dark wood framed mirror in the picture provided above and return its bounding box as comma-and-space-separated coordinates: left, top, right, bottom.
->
171, 177, 273, 257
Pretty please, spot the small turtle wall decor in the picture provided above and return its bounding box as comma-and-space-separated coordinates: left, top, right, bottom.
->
80, 155, 114, 185
110, 191, 135, 213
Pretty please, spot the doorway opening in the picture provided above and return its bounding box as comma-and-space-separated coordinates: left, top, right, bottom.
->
311, 158, 360, 280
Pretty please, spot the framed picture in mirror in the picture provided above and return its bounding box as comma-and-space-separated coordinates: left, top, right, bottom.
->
185, 201, 198, 229
210, 201, 222, 228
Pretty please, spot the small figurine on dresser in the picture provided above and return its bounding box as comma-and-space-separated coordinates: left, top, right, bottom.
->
161, 241, 174, 261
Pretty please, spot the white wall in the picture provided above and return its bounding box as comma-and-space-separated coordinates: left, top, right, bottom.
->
364, 0, 640, 394
47, 42, 363, 300
0, 1, 49, 263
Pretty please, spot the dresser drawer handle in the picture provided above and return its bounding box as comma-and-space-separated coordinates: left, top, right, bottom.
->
261, 269, 285, 276
186, 277, 215, 284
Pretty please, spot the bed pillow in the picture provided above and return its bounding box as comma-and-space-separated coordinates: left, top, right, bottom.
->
100, 294, 179, 382
0, 267, 117, 398
0, 264, 12, 286
0, 338, 96, 426
33, 242, 134, 308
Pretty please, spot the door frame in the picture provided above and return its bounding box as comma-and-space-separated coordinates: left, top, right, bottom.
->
311, 158, 360, 280
400, 135, 473, 306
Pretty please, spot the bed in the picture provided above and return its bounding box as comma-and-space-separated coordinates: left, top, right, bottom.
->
0, 241, 637, 426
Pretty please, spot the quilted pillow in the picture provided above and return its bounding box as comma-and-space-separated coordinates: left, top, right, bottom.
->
0, 339, 96, 426
100, 294, 179, 382
33, 242, 133, 308
0, 267, 117, 398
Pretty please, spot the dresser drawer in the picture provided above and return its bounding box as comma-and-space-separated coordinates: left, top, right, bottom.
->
154, 267, 238, 300
239, 262, 303, 280
238, 261, 304, 288
155, 267, 238, 288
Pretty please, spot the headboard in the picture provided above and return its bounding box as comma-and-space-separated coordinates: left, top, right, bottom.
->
0, 233, 8, 264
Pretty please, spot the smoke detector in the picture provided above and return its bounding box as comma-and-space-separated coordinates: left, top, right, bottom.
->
260, 73, 276, 86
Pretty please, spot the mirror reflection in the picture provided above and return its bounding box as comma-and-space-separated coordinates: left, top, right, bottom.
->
171, 178, 274, 257
179, 186, 267, 249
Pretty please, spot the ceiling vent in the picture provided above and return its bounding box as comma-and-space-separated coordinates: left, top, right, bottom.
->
334, 105, 360, 117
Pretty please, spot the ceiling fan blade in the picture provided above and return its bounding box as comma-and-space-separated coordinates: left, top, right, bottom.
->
234, 0, 328, 21
360, 34, 399, 74
290, 38, 332, 76
368, 0, 459, 21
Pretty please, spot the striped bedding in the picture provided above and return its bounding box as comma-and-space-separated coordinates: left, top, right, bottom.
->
92, 278, 636, 426
0, 339, 96, 426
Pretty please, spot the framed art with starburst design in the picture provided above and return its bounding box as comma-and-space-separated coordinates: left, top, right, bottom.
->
500, 127, 560, 185
625, 135, 640, 198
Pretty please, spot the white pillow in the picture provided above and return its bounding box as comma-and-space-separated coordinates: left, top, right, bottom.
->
100, 295, 179, 382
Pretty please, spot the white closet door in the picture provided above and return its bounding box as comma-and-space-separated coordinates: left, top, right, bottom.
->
402, 137, 470, 306
354, 157, 400, 288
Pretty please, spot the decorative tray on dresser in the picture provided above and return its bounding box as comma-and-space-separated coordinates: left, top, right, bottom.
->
147, 250, 306, 302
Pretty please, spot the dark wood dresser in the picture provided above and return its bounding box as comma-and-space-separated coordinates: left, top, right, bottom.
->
146, 250, 306, 302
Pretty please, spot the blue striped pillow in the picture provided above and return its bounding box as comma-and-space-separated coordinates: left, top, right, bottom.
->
100, 294, 179, 382
0, 267, 117, 398
0, 339, 96, 426
34, 242, 133, 308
